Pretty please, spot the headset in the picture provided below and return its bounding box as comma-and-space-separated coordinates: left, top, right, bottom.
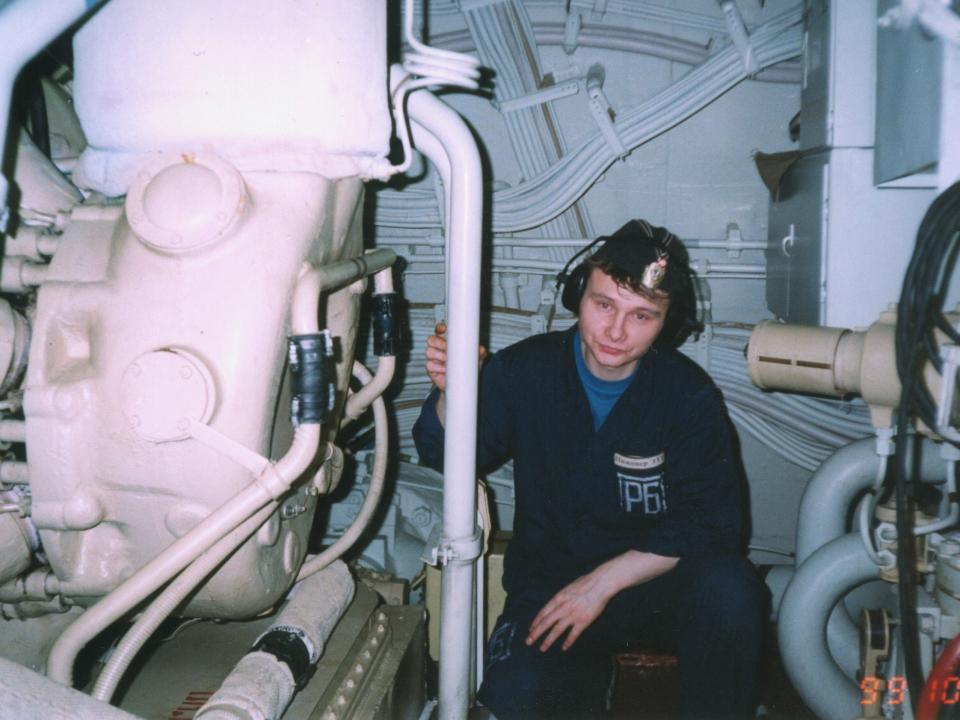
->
554, 220, 703, 349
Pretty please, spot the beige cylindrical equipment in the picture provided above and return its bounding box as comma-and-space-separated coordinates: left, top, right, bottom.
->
746, 308, 914, 428
746, 322, 853, 396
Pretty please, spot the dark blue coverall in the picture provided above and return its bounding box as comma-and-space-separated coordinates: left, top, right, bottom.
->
413, 326, 764, 719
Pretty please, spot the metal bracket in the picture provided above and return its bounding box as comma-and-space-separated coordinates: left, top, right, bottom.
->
937, 343, 960, 444
570, 0, 608, 17
563, 10, 581, 54
725, 222, 743, 258
719, 1, 758, 76
585, 63, 627, 159
496, 80, 581, 114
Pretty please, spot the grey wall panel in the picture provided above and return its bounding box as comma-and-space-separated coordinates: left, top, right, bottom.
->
874, 0, 942, 184
766, 152, 827, 325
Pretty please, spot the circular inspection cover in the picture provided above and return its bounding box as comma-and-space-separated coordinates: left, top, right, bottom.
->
125, 152, 247, 253
120, 349, 217, 443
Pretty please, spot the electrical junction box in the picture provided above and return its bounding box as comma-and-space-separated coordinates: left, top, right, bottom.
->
767, 147, 934, 328
874, 0, 942, 185
799, 0, 877, 152
767, 0, 937, 327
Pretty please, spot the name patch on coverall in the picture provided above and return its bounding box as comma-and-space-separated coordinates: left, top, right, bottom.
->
614, 452, 664, 470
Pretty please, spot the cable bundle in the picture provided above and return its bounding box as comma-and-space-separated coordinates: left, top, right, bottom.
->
376, 7, 801, 231
893, 181, 960, 712
389, 0, 482, 174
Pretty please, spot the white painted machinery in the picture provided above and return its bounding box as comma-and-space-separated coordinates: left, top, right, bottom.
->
0, 1, 485, 718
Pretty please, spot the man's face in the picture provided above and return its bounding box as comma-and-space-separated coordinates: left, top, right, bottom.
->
577, 268, 669, 382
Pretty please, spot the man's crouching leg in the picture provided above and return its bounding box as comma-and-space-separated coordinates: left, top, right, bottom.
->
672, 554, 766, 719
477, 598, 613, 719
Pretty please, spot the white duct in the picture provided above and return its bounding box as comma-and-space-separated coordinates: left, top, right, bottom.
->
795, 438, 945, 565
778, 534, 882, 720
769, 437, 947, 679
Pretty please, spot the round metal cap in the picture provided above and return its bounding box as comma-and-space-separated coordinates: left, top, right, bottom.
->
120, 348, 217, 442
125, 152, 246, 253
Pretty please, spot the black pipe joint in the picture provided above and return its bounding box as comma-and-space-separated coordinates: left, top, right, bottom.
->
372, 293, 402, 357
250, 628, 314, 690
288, 332, 334, 425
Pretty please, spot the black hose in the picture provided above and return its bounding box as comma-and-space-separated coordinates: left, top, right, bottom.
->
26, 67, 50, 159
894, 181, 960, 712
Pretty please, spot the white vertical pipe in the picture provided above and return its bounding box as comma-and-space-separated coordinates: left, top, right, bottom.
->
408, 89, 483, 720
0, 0, 99, 226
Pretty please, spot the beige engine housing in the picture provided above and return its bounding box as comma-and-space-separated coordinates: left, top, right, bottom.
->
24, 160, 366, 618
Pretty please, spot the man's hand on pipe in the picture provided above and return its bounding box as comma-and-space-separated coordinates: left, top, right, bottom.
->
424, 322, 488, 392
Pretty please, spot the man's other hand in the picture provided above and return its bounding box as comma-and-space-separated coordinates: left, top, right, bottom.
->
525, 570, 610, 653
525, 550, 680, 652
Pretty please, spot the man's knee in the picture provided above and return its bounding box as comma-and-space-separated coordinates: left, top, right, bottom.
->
478, 618, 609, 719
677, 555, 766, 633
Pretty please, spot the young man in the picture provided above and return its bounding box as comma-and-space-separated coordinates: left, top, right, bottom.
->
413, 220, 763, 719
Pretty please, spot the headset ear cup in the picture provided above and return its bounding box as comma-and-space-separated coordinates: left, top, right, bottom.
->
561, 264, 589, 313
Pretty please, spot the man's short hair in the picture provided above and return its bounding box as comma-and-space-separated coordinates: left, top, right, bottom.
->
563, 219, 701, 349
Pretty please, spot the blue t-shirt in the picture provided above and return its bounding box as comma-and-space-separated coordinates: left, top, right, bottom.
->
573, 330, 636, 430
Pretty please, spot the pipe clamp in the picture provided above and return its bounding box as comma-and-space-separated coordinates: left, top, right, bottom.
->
424, 527, 483, 566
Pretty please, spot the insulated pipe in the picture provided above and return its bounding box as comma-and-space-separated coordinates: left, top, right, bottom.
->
796, 438, 945, 565
344, 267, 398, 420
0, 0, 99, 227
408, 85, 484, 720
291, 249, 396, 334
344, 356, 396, 421
92, 502, 279, 703
0, 657, 142, 720
778, 534, 882, 720
196, 561, 355, 720
790, 437, 945, 677
297, 362, 389, 581
47, 426, 319, 685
